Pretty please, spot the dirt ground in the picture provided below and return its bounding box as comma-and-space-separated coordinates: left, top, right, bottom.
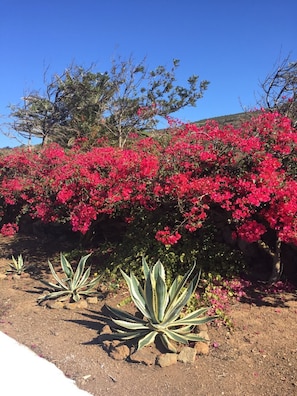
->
0, 234, 297, 396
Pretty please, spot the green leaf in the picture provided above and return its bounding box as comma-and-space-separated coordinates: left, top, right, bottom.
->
159, 333, 178, 353
48, 260, 68, 289
138, 330, 158, 350
154, 261, 169, 322
105, 304, 146, 323
121, 270, 150, 318
112, 319, 148, 331
60, 254, 74, 279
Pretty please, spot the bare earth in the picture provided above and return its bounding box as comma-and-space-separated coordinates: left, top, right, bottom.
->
0, 235, 296, 396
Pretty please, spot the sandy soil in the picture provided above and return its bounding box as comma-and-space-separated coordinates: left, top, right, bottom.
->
0, 234, 297, 396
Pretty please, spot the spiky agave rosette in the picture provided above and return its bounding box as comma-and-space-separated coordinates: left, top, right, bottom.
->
38, 253, 101, 303
106, 257, 216, 353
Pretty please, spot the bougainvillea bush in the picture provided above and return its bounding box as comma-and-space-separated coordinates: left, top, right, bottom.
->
0, 111, 297, 282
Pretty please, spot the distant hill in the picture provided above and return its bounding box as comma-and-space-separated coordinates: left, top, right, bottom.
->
194, 111, 260, 128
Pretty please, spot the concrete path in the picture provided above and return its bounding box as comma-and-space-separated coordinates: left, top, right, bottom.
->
0, 331, 93, 396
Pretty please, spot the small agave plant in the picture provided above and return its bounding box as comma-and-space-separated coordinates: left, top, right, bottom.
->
38, 253, 101, 303
106, 257, 216, 353
6, 254, 29, 275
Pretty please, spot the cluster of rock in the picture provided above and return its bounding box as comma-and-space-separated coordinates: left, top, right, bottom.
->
39, 296, 99, 310
100, 324, 211, 367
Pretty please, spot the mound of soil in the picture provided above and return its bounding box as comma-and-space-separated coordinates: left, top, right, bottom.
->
0, 235, 296, 396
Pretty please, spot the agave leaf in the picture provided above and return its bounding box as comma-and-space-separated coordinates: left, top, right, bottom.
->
112, 319, 149, 331
120, 270, 151, 319
86, 275, 101, 289
180, 333, 209, 342
40, 279, 65, 291
72, 291, 80, 302
142, 256, 150, 280
144, 267, 158, 323
165, 265, 198, 317
110, 329, 149, 340
38, 290, 69, 302
74, 266, 92, 290
72, 253, 92, 287
138, 330, 158, 350
71, 262, 85, 289
48, 260, 68, 289
172, 309, 216, 327
172, 324, 194, 334
105, 304, 147, 324
60, 254, 74, 279
159, 333, 178, 353
154, 261, 169, 322
163, 328, 194, 345
162, 284, 194, 324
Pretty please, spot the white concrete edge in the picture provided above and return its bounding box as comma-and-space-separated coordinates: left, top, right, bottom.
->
0, 331, 93, 396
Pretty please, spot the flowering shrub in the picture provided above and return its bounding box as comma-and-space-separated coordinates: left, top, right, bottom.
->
196, 274, 252, 327
0, 110, 297, 281
0, 223, 19, 237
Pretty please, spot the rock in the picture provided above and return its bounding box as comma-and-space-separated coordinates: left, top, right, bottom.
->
64, 300, 88, 310
20, 272, 31, 278
86, 296, 98, 304
178, 346, 196, 363
45, 300, 64, 309
156, 353, 178, 367
109, 344, 130, 361
129, 348, 158, 366
100, 325, 112, 335
102, 340, 112, 352
197, 323, 208, 331
194, 341, 210, 355
198, 330, 210, 344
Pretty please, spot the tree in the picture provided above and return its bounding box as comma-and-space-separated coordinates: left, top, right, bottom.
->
259, 54, 297, 126
7, 57, 209, 147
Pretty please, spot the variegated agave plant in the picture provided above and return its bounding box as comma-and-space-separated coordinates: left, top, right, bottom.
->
106, 257, 216, 353
38, 253, 101, 303
6, 254, 29, 275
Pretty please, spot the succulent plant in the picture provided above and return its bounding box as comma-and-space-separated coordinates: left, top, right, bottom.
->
6, 254, 29, 275
106, 257, 216, 353
38, 253, 101, 303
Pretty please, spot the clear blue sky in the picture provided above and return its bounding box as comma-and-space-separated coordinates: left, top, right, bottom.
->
0, 0, 296, 147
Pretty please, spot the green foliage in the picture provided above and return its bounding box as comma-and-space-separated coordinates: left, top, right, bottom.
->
38, 253, 101, 303
106, 257, 216, 353
101, 214, 245, 283
6, 254, 29, 275
8, 57, 209, 147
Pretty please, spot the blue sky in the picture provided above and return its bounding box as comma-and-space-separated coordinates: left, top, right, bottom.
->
0, 0, 296, 147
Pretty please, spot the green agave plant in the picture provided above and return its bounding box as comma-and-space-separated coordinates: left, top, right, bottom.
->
6, 254, 29, 275
38, 253, 101, 303
106, 257, 216, 353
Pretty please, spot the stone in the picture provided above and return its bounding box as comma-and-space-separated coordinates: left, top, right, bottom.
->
197, 323, 208, 331
178, 346, 196, 363
20, 272, 31, 278
109, 344, 130, 361
86, 296, 98, 304
102, 340, 112, 352
156, 353, 178, 367
45, 300, 64, 309
194, 341, 210, 355
64, 299, 88, 310
100, 325, 112, 335
198, 330, 210, 344
129, 348, 158, 366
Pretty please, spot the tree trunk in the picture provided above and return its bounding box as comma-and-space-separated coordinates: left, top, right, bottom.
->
257, 238, 283, 284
